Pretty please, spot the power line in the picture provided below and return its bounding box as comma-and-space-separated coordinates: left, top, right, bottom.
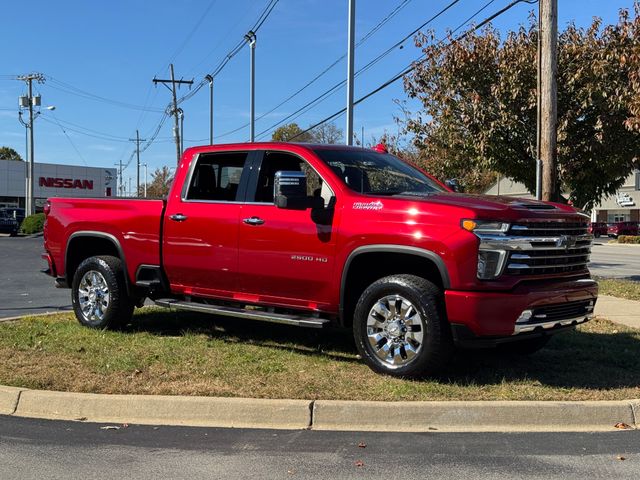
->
167, 0, 219, 65
289, 0, 535, 141
251, 0, 465, 140
44, 76, 164, 113
129, 0, 280, 159
216, 0, 415, 140
39, 117, 132, 143
175, 0, 280, 107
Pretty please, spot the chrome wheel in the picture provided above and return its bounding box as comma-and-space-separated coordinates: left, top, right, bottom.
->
78, 270, 110, 322
366, 294, 424, 368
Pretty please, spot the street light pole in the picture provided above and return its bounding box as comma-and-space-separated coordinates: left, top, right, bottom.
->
346, 0, 356, 145
205, 75, 213, 144
143, 163, 148, 198
245, 31, 256, 142
17, 73, 45, 215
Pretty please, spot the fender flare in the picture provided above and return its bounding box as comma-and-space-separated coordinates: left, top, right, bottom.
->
64, 231, 131, 294
339, 244, 451, 322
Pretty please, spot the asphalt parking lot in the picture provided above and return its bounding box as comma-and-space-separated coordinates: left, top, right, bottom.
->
0, 235, 71, 319
0, 234, 638, 320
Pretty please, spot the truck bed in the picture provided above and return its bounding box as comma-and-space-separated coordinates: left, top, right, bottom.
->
44, 197, 166, 283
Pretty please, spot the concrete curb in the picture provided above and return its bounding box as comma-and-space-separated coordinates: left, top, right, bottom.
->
312, 399, 638, 432
1, 387, 638, 432
13, 389, 312, 430
0, 386, 25, 415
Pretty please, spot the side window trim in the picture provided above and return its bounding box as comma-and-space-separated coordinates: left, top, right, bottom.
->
180, 150, 255, 203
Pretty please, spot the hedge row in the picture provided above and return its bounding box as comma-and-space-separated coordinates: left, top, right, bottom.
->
19, 213, 45, 235
617, 235, 640, 244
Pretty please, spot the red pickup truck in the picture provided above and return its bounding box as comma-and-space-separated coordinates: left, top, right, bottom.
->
42, 143, 597, 377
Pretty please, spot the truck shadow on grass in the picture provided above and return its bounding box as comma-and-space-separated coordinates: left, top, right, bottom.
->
128, 309, 640, 391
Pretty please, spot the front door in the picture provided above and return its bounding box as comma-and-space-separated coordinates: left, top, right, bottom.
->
163, 150, 252, 298
237, 150, 338, 311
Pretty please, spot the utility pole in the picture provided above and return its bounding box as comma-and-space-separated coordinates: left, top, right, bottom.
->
17, 73, 45, 215
153, 64, 193, 164
346, 0, 356, 145
143, 163, 148, 198
115, 160, 124, 197
129, 130, 146, 197
539, 0, 558, 202
205, 74, 214, 144
245, 31, 257, 142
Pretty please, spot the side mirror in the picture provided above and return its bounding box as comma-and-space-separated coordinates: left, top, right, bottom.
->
445, 178, 464, 193
274, 171, 308, 209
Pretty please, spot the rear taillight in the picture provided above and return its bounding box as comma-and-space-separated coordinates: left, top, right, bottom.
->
43, 200, 51, 216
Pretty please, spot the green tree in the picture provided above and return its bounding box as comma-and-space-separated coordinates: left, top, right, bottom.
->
143, 166, 174, 197
402, 4, 640, 209
271, 123, 315, 142
0, 147, 23, 161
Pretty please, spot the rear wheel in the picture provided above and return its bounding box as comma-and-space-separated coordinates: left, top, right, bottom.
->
353, 274, 452, 377
71, 255, 134, 329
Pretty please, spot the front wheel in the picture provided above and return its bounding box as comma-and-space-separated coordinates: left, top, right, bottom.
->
353, 274, 452, 377
71, 255, 134, 329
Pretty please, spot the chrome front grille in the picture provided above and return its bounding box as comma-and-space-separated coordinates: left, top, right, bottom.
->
477, 220, 593, 277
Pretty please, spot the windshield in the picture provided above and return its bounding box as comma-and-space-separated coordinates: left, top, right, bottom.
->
313, 149, 446, 196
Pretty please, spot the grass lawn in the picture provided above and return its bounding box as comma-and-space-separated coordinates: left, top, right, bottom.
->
596, 277, 640, 301
1, 309, 639, 401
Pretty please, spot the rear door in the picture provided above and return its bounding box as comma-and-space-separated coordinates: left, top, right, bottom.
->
162, 150, 254, 298
236, 150, 338, 311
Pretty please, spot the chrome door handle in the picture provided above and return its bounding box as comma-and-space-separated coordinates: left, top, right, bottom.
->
169, 213, 188, 222
243, 216, 265, 226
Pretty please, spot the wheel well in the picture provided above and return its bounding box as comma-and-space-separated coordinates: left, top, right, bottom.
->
65, 236, 121, 285
341, 252, 445, 327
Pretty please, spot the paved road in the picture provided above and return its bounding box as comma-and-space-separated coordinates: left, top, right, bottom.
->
589, 242, 640, 280
0, 416, 638, 479
0, 235, 637, 320
0, 235, 71, 319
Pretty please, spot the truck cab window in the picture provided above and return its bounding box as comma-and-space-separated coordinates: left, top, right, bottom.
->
253, 151, 333, 206
186, 152, 247, 201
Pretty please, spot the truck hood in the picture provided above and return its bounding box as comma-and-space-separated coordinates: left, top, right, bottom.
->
392, 192, 578, 217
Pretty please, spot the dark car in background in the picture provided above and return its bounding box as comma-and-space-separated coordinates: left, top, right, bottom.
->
588, 222, 608, 238
0, 209, 19, 236
607, 221, 639, 238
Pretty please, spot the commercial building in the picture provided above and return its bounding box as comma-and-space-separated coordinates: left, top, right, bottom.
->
484, 171, 640, 222
0, 159, 117, 210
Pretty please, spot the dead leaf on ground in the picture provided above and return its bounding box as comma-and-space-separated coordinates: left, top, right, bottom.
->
355, 460, 364, 468
74, 417, 87, 422
358, 442, 367, 448
617, 455, 626, 461
614, 422, 633, 430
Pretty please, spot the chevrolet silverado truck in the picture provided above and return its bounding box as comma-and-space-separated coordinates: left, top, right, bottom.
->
42, 143, 598, 377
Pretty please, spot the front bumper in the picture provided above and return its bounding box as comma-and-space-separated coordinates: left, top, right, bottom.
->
444, 278, 598, 340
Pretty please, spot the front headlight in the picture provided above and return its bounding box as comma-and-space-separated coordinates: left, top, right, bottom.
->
461, 219, 510, 234
462, 219, 510, 280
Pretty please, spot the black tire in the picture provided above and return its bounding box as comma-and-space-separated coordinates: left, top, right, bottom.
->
353, 274, 452, 377
498, 335, 550, 355
71, 255, 134, 329
9, 229, 18, 237
594, 233, 600, 238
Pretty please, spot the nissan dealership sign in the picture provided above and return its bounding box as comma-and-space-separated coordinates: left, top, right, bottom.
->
39, 177, 94, 190
0, 160, 116, 201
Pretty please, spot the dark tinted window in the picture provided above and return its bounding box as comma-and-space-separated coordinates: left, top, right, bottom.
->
186, 152, 247, 201
313, 149, 445, 196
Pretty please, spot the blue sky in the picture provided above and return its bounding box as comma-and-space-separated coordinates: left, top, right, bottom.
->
0, 0, 634, 186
